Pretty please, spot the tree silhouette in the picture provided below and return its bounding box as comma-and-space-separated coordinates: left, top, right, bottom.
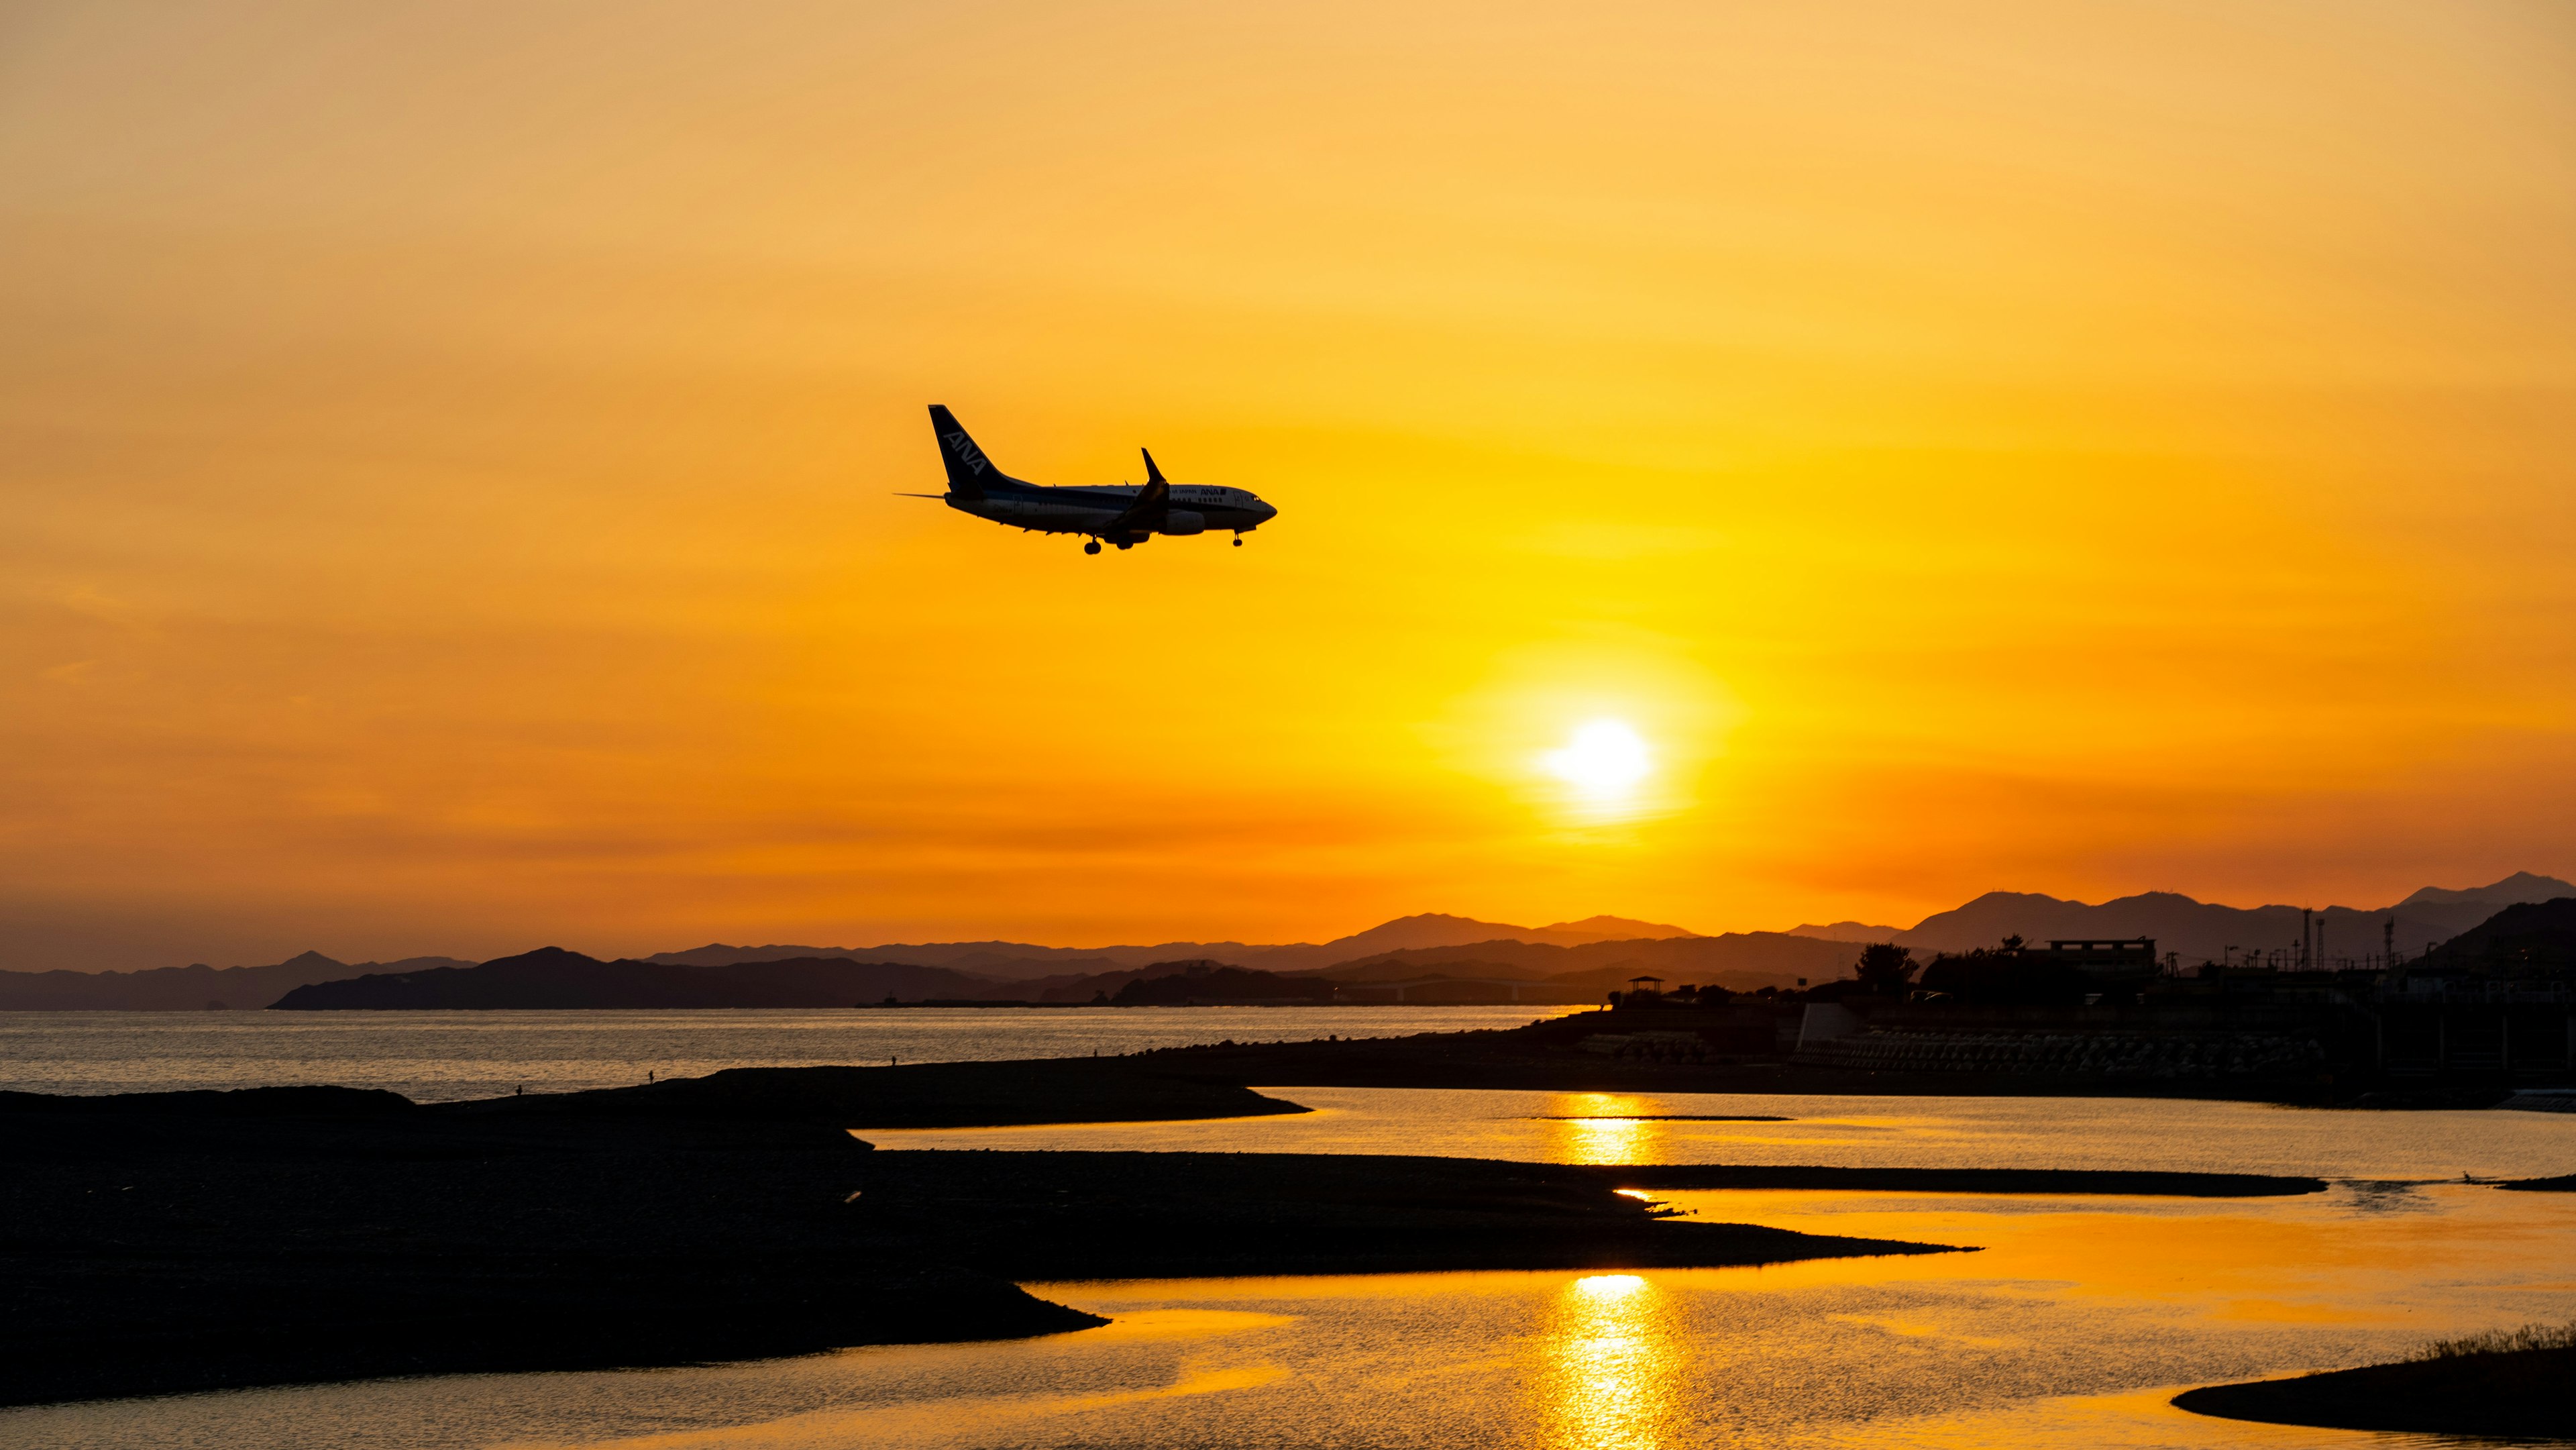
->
1854, 943, 1918, 995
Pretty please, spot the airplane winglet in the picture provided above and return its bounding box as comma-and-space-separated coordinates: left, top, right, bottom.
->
1141, 448, 1167, 488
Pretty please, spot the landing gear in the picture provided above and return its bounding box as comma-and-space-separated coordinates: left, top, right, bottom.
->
1232, 535, 1244, 547
1083, 539, 1102, 556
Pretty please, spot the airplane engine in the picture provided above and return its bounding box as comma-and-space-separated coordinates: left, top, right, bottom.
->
1159, 511, 1207, 535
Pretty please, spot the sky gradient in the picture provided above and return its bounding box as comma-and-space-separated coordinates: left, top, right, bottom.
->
5, 1, 2575, 968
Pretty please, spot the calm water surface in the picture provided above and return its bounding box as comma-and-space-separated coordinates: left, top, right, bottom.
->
0, 1008, 1580, 1101
18, 1179, 2573, 1449
875, 1086, 2576, 1180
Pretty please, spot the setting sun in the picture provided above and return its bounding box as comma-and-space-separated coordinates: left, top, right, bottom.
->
5, 4, 2573, 1441
1544, 721, 1654, 802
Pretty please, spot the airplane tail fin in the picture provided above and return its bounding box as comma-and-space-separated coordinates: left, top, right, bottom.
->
928, 405, 1004, 501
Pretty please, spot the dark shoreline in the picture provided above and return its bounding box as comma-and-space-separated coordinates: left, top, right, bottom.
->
0, 1076, 1958, 1409
1161, 1033, 2354, 1102
1073, 1011, 2566, 1107
2174, 1347, 2576, 1439
438, 1057, 1316, 1129
1599, 1165, 2324, 1197
0, 1057, 2420, 1410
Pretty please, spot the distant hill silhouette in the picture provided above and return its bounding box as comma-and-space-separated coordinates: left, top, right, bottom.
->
1788, 920, 1910, 943
271, 949, 998, 1010
1530, 915, 1702, 941
2424, 896, 2576, 970
1785, 874, 2575, 965
2398, 872, 2575, 909
1295, 931, 1860, 990
0, 951, 472, 1011
1110, 963, 1334, 1005
987, 932, 1850, 1004
643, 911, 1706, 980
1782, 880, 2576, 968
588, 885, 2576, 984
645, 941, 1179, 978
22, 877, 2571, 1008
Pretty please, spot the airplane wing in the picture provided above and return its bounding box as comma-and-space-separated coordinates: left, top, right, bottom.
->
1102, 448, 1171, 534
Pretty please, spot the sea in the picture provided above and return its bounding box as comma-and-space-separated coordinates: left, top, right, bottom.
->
0, 1005, 1586, 1102
7, 1009, 2574, 1449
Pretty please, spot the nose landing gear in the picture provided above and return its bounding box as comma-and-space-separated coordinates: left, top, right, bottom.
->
1083, 539, 1102, 556
1232, 535, 1244, 547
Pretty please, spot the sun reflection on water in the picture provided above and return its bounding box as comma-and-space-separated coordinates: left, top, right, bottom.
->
1544, 1094, 1670, 1166
1537, 1273, 1682, 1450
30, 1186, 2576, 1450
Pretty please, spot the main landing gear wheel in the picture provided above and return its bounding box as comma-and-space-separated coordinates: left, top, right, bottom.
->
1083, 539, 1102, 555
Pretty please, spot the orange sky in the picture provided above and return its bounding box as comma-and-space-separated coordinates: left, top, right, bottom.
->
5, 1, 2575, 968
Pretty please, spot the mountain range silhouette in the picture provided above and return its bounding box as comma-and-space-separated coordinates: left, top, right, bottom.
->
5, 874, 2566, 1009
1790, 872, 2575, 964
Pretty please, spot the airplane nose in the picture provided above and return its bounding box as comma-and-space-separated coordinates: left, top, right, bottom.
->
1258, 500, 1278, 521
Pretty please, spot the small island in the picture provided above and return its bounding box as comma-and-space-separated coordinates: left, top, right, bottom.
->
2174, 1323, 2576, 1439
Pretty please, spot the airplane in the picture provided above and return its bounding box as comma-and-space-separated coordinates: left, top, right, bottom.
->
910, 405, 1277, 555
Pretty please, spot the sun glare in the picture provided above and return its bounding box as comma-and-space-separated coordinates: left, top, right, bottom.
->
1544, 720, 1652, 800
